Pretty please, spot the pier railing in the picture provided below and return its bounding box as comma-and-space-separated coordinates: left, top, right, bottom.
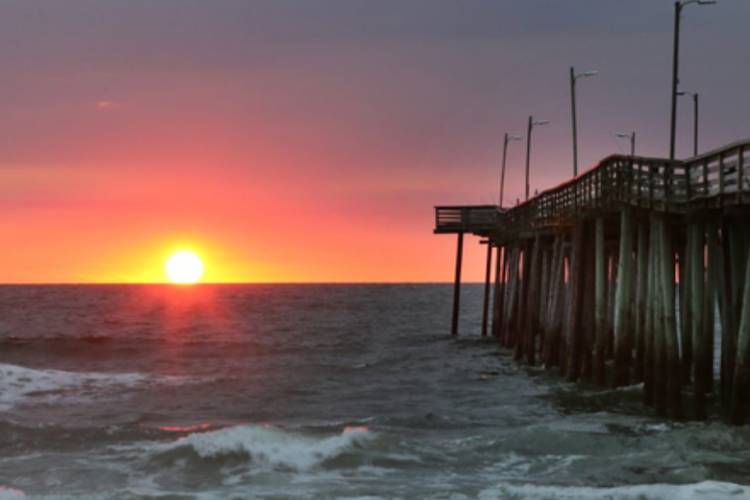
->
497, 138, 750, 237
433, 139, 750, 237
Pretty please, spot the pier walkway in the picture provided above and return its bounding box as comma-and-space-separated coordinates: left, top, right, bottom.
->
434, 138, 750, 424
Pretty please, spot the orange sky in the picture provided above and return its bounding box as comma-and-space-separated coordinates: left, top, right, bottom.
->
0, 1, 746, 283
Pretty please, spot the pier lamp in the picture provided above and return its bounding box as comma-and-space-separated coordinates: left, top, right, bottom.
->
669, 0, 717, 159
500, 133, 523, 207
525, 117, 549, 201
570, 67, 598, 176
677, 91, 700, 156
616, 132, 637, 156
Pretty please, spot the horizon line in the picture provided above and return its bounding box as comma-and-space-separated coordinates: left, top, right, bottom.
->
0, 281, 491, 286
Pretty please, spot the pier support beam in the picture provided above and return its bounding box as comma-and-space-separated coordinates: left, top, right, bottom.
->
543, 236, 565, 367
502, 246, 520, 347
525, 234, 543, 365
594, 217, 607, 386
657, 217, 682, 418
491, 246, 505, 338
581, 228, 596, 381
689, 222, 708, 419
679, 242, 692, 385
451, 232, 464, 337
614, 209, 634, 387
566, 222, 586, 382
634, 221, 649, 383
515, 244, 530, 361
481, 243, 493, 337
644, 219, 658, 407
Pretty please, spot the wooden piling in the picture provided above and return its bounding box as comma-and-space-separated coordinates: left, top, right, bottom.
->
718, 224, 737, 414
539, 245, 551, 346
657, 217, 682, 418
689, 221, 708, 419
643, 219, 659, 407
481, 243, 493, 337
566, 222, 586, 382
543, 236, 565, 367
560, 250, 573, 373
594, 217, 608, 386
514, 246, 529, 361
524, 235, 543, 365
491, 245, 504, 338
634, 221, 649, 383
679, 237, 693, 385
703, 223, 717, 395
607, 249, 618, 360
581, 225, 596, 381
502, 246, 519, 347
451, 232, 464, 337
614, 209, 634, 386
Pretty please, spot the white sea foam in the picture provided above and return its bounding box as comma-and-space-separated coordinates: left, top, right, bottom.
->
0, 486, 25, 499
478, 480, 750, 500
156, 424, 374, 471
0, 362, 188, 411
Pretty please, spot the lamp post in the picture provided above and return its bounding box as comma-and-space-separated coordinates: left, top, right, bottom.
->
570, 67, 598, 176
500, 133, 522, 207
669, 0, 716, 160
616, 132, 637, 156
678, 91, 700, 156
525, 116, 549, 201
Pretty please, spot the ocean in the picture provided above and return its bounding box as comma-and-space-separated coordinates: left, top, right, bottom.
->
0, 284, 749, 499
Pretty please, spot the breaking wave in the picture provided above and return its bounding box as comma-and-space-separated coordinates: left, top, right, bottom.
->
152, 424, 374, 471
0, 362, 189, 411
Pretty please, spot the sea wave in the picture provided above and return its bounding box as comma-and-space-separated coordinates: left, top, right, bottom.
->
0, 362, 190, 411
478, 480, 750, 500
152, 424, 374, 471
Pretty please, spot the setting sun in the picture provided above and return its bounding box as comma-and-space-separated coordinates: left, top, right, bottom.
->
165, 250, 204, 284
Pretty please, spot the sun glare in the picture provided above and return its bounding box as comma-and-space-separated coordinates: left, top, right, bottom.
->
165, 250, 204, 284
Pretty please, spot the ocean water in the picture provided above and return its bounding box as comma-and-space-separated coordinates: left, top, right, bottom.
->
0, 284, 749, 499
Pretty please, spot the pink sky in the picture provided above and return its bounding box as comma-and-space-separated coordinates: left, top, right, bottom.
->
0, 1, 747, 282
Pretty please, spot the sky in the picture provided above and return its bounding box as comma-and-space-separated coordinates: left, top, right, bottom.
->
0, 0, 748, 283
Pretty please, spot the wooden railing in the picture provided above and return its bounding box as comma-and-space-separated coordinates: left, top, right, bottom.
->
684, 140, 750, 205
434, 139, 750, 237
497, 138, 750, 236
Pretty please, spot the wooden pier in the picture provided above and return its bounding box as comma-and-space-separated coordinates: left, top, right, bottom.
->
435, 139, 750, 423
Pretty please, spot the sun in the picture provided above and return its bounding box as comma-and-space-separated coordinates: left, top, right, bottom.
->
165, 250, 205, 284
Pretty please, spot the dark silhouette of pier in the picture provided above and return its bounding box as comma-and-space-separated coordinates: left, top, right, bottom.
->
435, 138, 750, 424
